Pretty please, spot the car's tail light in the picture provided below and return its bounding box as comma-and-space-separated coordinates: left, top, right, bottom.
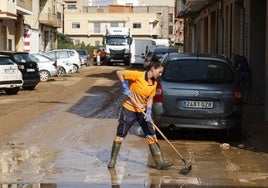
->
154, 83, 163, 102
53, 61, 57, 68
18, 65, 25, 70
233, 86, 243, 105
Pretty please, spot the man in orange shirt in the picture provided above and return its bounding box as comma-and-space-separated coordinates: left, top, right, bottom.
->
108, 61, 172, 170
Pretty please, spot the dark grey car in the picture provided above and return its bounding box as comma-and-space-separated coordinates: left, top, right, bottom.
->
153, 53, 243, 139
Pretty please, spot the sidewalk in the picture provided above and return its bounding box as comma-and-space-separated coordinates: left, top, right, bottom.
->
242, 104, 268, 153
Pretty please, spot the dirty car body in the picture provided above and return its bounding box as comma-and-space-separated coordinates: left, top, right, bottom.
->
153, 53, 244, 139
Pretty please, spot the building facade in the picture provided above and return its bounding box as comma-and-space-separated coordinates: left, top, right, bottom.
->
177, 0, 268, 119
62, 3, 175, 46
0, 0, 32, 51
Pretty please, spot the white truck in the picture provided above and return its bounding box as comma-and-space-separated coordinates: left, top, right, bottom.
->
104, 27, 132, 66
130, 38, 156, 66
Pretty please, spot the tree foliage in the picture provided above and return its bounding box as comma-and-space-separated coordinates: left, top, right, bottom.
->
57, 33, 104, 60
57, 33, 74, 49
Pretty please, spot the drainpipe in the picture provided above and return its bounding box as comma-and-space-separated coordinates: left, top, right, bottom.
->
241, 2, 246, 56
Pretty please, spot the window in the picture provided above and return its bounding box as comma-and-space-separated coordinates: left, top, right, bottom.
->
110, 22, 119, 27
72, 23, 80, 29
163, 60, 234, 83
8, 39, 12, 51
133, 23, 141, 29
67, 4, 77, 9
169, 26, 173, 35
94, 23, 101, 33
95, 41, 100, 46
74, 40, 80, 45
168, 14, 173, 22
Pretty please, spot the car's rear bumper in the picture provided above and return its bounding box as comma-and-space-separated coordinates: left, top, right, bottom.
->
0, 80, 23, 88
153, 115, 242, 130
153, 103, 243, 130
22, 75, 40, 86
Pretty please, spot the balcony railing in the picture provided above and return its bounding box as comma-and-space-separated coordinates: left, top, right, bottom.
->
39, 13, 61, 27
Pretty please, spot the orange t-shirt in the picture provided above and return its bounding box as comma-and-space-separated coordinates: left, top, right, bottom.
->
122, 70, 157, 112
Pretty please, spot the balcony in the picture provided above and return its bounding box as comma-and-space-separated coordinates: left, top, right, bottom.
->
150, 29, 161, 36
178, 0, 208, 18
0, 1, 17, 19
185, 0, 208, 12
17, 0, 33, 15
39, 13, 61, 28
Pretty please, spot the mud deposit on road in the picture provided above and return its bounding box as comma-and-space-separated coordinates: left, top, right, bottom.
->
0, 66, 268, 187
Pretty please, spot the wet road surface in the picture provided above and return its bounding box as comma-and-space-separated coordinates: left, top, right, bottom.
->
0, 66, 268, 187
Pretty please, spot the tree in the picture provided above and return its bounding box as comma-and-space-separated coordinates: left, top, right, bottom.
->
57, 33, 74, 49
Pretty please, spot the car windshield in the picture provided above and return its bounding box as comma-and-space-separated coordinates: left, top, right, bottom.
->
163, 59, 235, 83
107, 38, 128, 45
13, 53, 36, 63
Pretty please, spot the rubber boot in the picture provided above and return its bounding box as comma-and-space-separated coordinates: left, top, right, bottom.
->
149, 143, 173, 170
108, 141, 121, 168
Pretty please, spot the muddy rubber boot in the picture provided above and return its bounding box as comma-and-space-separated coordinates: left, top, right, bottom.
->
108, 141, 121, 168
149, 143, 173, 170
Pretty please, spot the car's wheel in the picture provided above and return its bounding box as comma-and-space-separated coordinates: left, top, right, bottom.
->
23, 85, 36, 90
39, 70, 51, 82
5, 87, 20, 95
72, 64, 79, 73
227, 128, 242, 141
57, 66, 66, 77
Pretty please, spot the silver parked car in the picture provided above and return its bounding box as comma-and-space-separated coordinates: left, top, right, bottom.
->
46, 49, 82, 73
31, 53, 58, 82
33, 53, 73, 77
153, 53, 244, 140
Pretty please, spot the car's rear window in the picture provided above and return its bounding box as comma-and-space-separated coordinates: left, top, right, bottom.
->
0, 58, 14, 65
77, 50, 87, 55
13, 54, 36, 63
163, 59, 235, 83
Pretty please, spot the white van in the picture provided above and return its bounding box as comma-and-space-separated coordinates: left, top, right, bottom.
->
130, 39, 156, 65
152, 39, 171, 47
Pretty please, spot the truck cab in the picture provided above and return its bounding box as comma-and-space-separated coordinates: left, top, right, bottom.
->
104, 27, 132, 66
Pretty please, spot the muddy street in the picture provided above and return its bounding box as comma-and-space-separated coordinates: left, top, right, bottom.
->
0, 66, 268, 187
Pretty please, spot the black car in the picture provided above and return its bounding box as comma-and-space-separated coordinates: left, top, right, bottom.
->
0, 51, 40, 90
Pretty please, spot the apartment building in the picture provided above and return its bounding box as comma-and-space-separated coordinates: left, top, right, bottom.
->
62, 1, 176, 46
24, 0, 62, 52
64, 5, 174, 46
176, 0, 268, 118
0, 0, 32, 51
0, 0, 62, 53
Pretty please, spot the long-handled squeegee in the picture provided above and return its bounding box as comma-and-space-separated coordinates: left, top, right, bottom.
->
129, 95, 192, 175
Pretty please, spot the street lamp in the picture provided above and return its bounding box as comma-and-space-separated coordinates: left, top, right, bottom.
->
62, 2, 65, 34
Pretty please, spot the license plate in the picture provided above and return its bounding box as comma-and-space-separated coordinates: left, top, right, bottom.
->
5, 69, 15, 74
184, 100, 213, 109
27, 68, 35, 72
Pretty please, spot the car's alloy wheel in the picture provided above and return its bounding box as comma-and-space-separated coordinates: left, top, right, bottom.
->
39, 70, 50, 82
57, 66, 66, 77
73, 64, 79, 73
